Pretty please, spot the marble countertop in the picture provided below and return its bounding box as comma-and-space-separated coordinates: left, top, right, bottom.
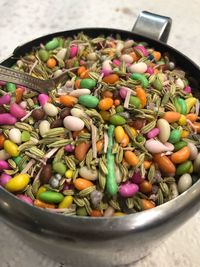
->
0, 0, 200, 266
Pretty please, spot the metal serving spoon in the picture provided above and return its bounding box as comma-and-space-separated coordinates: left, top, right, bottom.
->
0, 65, 78, 93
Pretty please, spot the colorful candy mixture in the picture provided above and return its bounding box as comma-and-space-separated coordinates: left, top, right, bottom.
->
0, 33, 200, 216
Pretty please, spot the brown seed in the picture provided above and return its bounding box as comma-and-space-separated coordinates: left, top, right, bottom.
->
40, 164, 52, 184
129, 119, 146, 130
32, 109, 45, 121
60, 107, 71, 119
33, 97, 39, 105
75, 142, 91, 161
50, 118, 63, 128
0, 106, 6, 113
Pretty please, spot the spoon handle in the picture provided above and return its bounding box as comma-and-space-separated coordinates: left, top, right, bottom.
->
0, 65, 54, 93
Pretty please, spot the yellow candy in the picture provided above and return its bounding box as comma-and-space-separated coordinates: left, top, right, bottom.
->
4, 140, 19, 157
58, 195, 73, 209
129, 127, 137, 137
114, 126, 125, 143
113, 212, 126, 216
36, 186, 46, 199
65, 169, 74, 179
178, 115, 187, 126
185, 97, 197, 113
181, 130, 189, 138
5, 173, 30, 192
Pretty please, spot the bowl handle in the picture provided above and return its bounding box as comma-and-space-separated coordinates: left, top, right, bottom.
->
132, 11, 172, 43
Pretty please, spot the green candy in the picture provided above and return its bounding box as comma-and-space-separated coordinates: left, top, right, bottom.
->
77, 207, 88, 216
80, 78, 96, 89
176, 161, 192, 176
38, 49, 49, 62
6, 82, 16, 92
136, 135, 145, 143
152, 75, 163, 90
177, 97, 187, 115
39, 191, 64, 204
130, 73, 149, 88
174, 141, 187, 151
106, 125, 118, 196
21, 131, 31, 142
116, 105, 124, 113
45, 38, 59, 50
110, 114, 126, 125
78, 95, 99, 108
12, 156, 26, 171
53, 162, 67, 175
168, 129, 181, 144
129, 96, 141, 108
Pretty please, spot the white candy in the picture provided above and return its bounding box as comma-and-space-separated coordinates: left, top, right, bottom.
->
43, 103, 58, 117
19, 101, 27, 109
53, 69, 63, 78
39, 120, 50, 137
120, 54, 133, 64
69, 89, 91, 97
178, 173, 192, 194
63, 116, 84, 131
129, 62, 147, 73
102, 60, 112, 71
193, 153, 200, 172
175, 78, 185, 89
124, 40, 134, 48
187, 142, 198, 160
79, 166, 98, 181
70, 108, 85, 118
8, 128, 21, 144
157, 119, 171, 143
87, 52, 97, 61
0, 149, 10, 160
56, 48, 67, 60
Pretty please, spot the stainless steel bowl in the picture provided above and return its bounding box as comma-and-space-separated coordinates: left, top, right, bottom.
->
1, 11, 200, 267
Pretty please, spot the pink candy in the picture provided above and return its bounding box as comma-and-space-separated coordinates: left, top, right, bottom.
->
184, 86, 192, 93
10, 103, 26, 119
38, 93, 49, 106
146, 66, 154, 75
64, 144, 74, 152
119, 182, 139, 198
0, 94, 11, 105
112, 59, 121, 66
0, 113, 17, 125
69, 44, 78, 58
119, 87, 128, 99
0, 173, 11, 187
131, 170, 144, 184
147, 128, 160, 139
101, 69, 112, 76
134, 45, 149, 57
0, 160, 10, 171
17, 195, 33, 205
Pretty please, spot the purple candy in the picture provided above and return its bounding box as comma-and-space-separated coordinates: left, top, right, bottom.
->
119, 87, 128, 99
146, 66, 154, 75
112, 59, 121, 66
69, 44, 78, 58
38, 94, 49, 106
10, 103, 26, 119
131, 170, 144, 184
0, 160, 10, 171
147, 127, 160, 139
0, 173, 11, 187
0, 113, 17, 125
17, 195, 33, 205
184, 86, 192, 94
119, 182, 139, 197
0, 94, 11, 106
134, 45, 149, 57
64, 144, 74, 153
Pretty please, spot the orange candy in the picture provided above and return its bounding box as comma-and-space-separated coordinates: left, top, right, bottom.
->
34, 199, 56, 209
186, 113, 198, 122
59, 95, 78, 107
135, 87, 147, 108
141, 199, 155, 210
193, 122, 200, 133
90, 210, 102, 217
0, 134, 6, 149
15, 87, 24, 103
77, 66, 86, 76
124, 151, 139, 166
74, 178, 94, 191
143, 160, 152, 170
114, 99, 121, 106
101, 90, 113, 98
170, 146, 190, 164
96, 139, 104, 153
103, 74, 119, 84
75, 79, 81, 89
120, 133, 130, 147
152, 51, 161, 61
98, 98, 113, 111
139, 180, 153, 193
153, 153, 176, 176
47, 57, 57, 68
162, 112, 181, 123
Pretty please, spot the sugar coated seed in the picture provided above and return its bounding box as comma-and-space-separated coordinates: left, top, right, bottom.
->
0, 33, 199, 217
